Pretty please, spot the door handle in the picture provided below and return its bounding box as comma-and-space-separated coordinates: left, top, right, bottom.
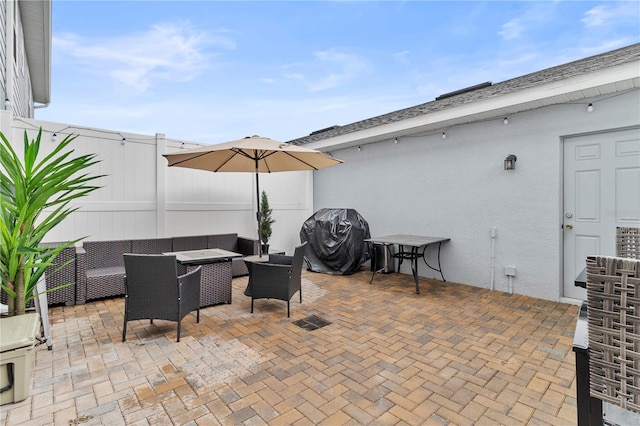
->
565, 224, 573, 230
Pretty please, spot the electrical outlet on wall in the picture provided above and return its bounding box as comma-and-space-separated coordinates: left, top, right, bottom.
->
504, 266, 517, 277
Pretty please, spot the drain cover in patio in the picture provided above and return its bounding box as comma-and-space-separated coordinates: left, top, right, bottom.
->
293, 315, 331, 331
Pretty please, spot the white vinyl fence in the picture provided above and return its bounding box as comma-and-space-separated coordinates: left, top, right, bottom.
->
0, 111, 313, 254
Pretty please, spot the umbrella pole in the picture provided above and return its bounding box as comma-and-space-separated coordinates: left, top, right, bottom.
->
255, 161, 262, 258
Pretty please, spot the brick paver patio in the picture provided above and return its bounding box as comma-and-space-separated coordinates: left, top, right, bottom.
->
0, 269, 579, 425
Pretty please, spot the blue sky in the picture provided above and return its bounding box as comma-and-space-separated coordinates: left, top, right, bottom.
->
36, 1, 640, 145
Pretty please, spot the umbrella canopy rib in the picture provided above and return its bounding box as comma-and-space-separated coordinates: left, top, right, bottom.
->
278, 151, 321, 171
162, 135, 343, 255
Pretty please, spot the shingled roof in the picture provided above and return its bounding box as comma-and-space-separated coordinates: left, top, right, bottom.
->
288, 43, 640, 146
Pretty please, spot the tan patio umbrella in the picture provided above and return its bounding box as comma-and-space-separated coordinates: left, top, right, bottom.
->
163, 135, 343, 255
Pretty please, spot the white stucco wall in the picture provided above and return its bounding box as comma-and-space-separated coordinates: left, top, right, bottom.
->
312, 90, 640, 301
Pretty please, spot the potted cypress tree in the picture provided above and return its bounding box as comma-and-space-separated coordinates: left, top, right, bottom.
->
259, 190, 275, 255
0, 129, 102, 316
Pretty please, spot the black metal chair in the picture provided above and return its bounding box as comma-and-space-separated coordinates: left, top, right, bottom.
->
249, 242, 307, 317
122, 254, 201, 342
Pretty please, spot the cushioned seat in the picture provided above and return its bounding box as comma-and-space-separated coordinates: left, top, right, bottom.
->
85, 267, 126, 301
80, 240, 131, 302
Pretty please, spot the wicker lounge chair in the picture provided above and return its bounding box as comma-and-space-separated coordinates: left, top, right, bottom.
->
586, 255, 640, 414
247, 242, 307, 317
122, 254, 201, 342
617, 227, 640, 259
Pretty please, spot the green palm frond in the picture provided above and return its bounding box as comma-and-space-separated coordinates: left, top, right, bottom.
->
0, 129, 103, 315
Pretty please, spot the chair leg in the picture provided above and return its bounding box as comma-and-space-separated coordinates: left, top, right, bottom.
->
251, 297, 254, 314
177, 320, 181, 343
122, 302, 128, 342
196, 308, 200, 323
287, 300, 290, 318
299, 288, 302, 303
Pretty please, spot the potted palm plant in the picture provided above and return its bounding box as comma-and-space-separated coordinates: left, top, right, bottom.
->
0, 129, 101, 317
259, 190, 275, 255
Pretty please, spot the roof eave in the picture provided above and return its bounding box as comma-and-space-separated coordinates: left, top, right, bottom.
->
303, 60, 640, 152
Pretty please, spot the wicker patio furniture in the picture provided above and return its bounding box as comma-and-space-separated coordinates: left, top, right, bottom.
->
246, 242, 307, 317
586, 255, 640, 413
75, 234, 258, 304
164, 234, 258, 277
122, 254, 201, 343
617, 227, 640, 259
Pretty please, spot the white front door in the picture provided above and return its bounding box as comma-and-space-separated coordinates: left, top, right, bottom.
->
563, 128, 640, 300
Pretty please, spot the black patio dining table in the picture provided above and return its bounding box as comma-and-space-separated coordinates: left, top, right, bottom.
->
365, 234, 450, 294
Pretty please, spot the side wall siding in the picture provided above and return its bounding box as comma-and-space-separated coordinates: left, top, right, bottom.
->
0, 0, 6, 103
12, 2, 34, 118
1, 1, 34, 117
312, 90, 640, 301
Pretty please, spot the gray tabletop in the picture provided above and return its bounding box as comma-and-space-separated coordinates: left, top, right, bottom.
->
365, 234, 450, 248
163, 248, 242, 264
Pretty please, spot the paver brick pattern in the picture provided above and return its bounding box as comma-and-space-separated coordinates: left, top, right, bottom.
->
0, 269, 579, 425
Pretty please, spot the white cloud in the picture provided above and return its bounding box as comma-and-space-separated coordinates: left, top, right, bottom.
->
582, 3, 640, 28
53, 22, 232, 92
393, 50, 410, 65
499, 19, 524, 41
284, 48, 369, 92
498, 3, 556, 41
497, 53, 538, 68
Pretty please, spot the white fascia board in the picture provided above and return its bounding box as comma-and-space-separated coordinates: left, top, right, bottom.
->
305, 60, 640, 152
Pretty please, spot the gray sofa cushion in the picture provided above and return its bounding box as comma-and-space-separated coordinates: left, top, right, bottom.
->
86, 266, 126, 278
85, 266, 126, 301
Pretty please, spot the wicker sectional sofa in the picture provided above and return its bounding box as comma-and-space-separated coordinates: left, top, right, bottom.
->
0, 234, 258, 308
75, 234, 259, 305
1, 233, 258, 307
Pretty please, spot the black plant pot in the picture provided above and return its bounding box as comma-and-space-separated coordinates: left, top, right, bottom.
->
261, 244, 269, 255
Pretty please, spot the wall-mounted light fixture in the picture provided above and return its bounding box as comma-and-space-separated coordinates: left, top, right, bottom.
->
51, 133, 58, 143
441, 132, 446, 139
503, 117, 509, 125
357, 146, 362, 152
121, 137, 126, 146
504, 154, 517, 170
394, 137, 398, 144
4, 99, 10, 110
587, 103, 594, 113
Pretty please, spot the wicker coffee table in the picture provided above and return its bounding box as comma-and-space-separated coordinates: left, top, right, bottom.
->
164, 249, 242, 307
